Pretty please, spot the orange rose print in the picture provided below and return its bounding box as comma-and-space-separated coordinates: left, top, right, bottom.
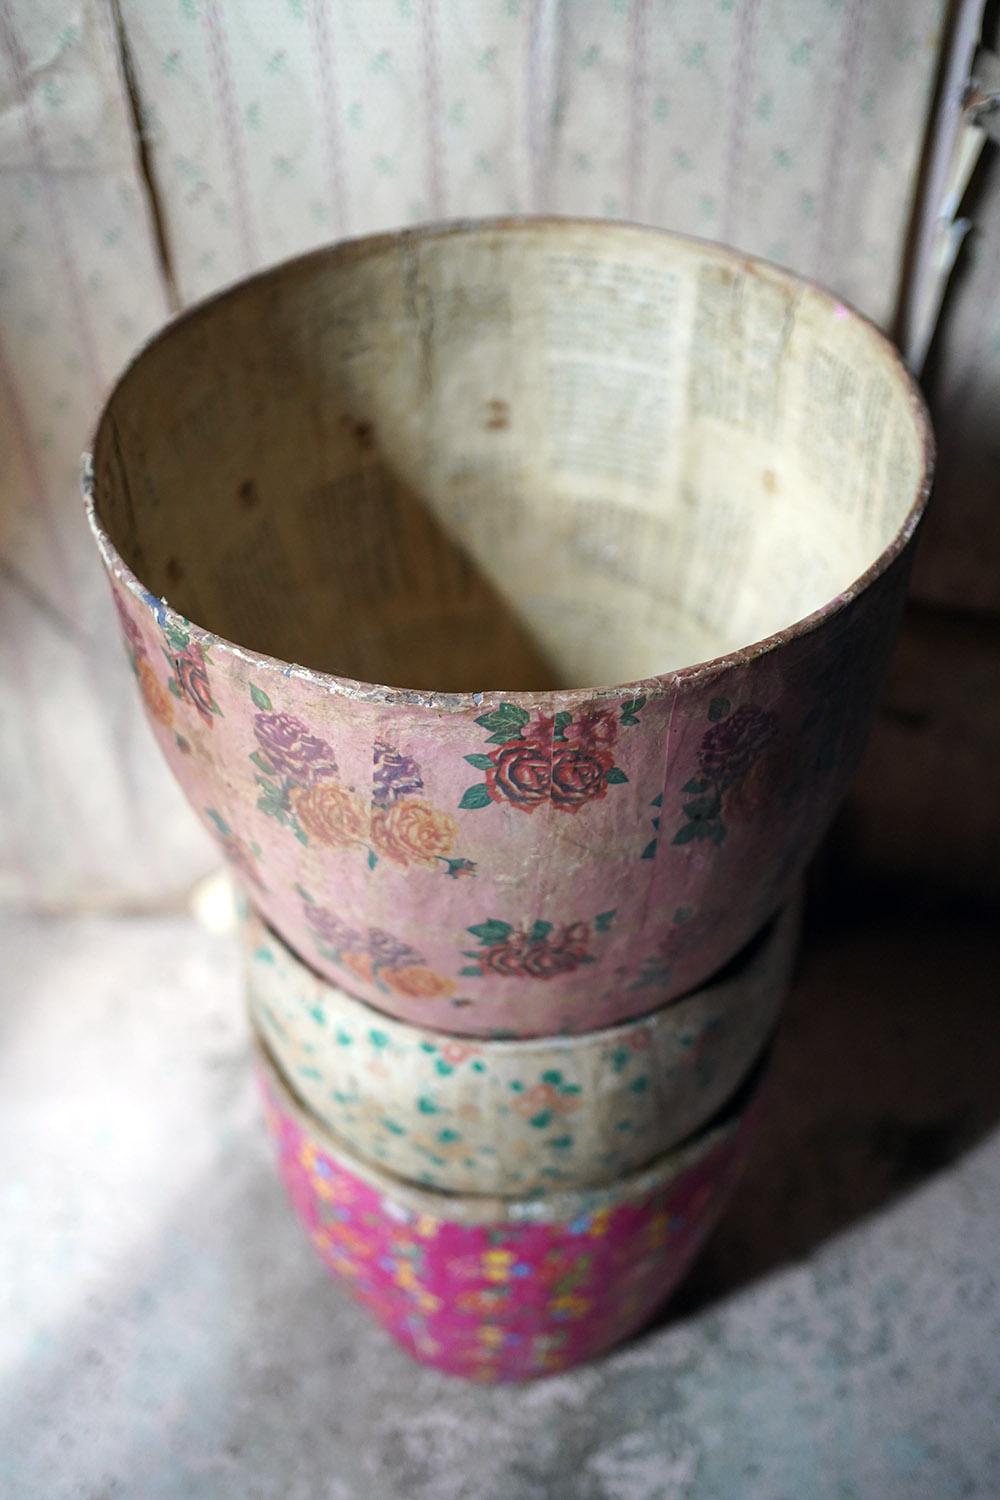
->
247, 703, 476, 876
371, 797, 458, 869
292, 782, 369, 848
385, 964, 455, 1000
340, 951, 375, 989
298, 890, 452, 1001
136, 656, 173, 728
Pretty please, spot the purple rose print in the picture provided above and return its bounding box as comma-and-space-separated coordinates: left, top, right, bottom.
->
254, 711, 339, 783
367, 928, 423, 969
247, 689, 474, 875
697, 704, 776, 789
302, 900, 362, 952
296, 886, 445, 995
674, 699, 778, 848
373, 740, 424, 807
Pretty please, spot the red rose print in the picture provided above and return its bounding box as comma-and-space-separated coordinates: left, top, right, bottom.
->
698, 704, 777, 789
480, 939, 533, 977
486, 740, 552, 811
550, 744, 614, 811
674, 701, 778, 847
519, 939, 587, 979
461, 701, 636, 815
172, 644, 216, 725
464, 917, 608, 981
481, 935, 589, 980
564, 708, 618, 750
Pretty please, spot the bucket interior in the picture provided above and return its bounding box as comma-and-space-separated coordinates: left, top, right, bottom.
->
93, 223, 927, 693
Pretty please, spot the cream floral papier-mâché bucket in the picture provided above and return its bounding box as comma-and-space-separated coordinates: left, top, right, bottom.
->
255, 1028, 765, 1382
85, 219, 932, 1038
242, 893, 797, 1195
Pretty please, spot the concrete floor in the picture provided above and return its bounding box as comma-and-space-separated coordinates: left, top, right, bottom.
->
2, 885, 999, 1500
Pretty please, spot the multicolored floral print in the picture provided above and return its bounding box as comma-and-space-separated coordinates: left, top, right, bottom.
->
204, 807, 266, 889
161, 617, 222, 728
260, 1062, 751, 1381
298, 886, 454, 1001
460, 910, 616, 980
248, 685, 476, 876
458, 699, 642, 815
112, 590, 175, 733
673, 698, 777, 847
249, 685, 348, 847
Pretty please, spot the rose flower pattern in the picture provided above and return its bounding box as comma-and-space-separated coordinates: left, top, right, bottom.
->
371, 795, 461, 871
150, 616, 223, 728
254, 710, 340, 781
246, 689, 474, 877
135, 656, 174, 729
110, 588, 216, 742
460, 910, 616, 980
673, 697, 777, 847
370, 741, 471, 874
292, 782, 370, 848
458, 699, 643, 815
298, 887, 454, 1000
248, 685, 348, 847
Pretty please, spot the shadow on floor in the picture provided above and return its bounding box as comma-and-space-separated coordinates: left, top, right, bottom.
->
654, 838, 1000, 1329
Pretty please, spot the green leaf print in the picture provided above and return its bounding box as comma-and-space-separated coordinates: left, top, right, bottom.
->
204, 808, 230, 836
473, 702, 530, 743
468, 919, 514, 945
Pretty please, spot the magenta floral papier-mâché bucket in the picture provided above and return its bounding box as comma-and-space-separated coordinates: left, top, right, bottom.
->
86, 219, 932, 1037
255, 1030, 765, 1381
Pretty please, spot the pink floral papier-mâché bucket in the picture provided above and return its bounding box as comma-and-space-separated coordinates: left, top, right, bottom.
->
243, 891, 797, 1195
255, 1028, 765, 1381
85, 219, 933, 1038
